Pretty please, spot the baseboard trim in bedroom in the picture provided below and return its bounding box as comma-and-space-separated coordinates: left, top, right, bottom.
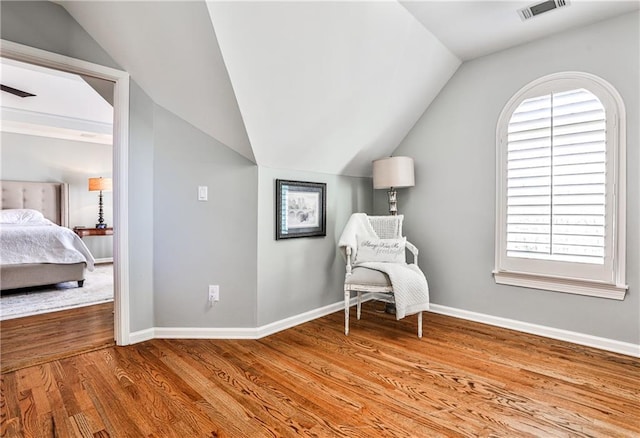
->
128, 298, 352, 344
428, 303, 640, 358
128, 328, 155, 344
95, 257, 114, 264
128, 295, 639, 357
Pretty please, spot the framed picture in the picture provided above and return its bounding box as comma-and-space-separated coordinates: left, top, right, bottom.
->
276, 179, 326, 240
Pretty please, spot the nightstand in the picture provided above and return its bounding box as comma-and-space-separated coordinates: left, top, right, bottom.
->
73, 227, 114, 238
73, 227, 114, 264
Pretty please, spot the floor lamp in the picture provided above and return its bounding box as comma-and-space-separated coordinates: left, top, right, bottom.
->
372, 156, 415, 314
88, 177, 112, 229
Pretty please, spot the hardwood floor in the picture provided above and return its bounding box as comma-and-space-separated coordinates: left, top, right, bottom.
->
2, 301, 638, 437
0, 302, 115, 374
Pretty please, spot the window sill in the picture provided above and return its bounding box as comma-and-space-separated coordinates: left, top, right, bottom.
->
493, 270, 628, 300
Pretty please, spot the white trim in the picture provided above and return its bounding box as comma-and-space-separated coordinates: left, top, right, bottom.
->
1, 40, 131, 345
131, 297, 640, 358
429, 303, 640, 358
129, 328, 155, 344
0, 119, 113, 145
1, 107, 113, 135
155, 327, 257, 340
129, 298, 359, 343
94, 257, 114, 265
495, 71, 627, 298
493, 270, 627, 300
256, 300, 347, 338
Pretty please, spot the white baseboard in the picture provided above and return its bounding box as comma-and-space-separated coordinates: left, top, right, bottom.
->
128, 297, 639, 358
94, 257, 113, 264
128, 327, 154, 344
255, 300, 347, 338
429, 304, 640, 358
128, 298, 352, 344
155, 326, 256, 339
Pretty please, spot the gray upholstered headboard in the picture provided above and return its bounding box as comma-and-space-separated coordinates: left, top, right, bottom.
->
0, 180, 69, 227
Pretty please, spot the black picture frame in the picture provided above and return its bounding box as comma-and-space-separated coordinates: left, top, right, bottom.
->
276, 179, 326, 240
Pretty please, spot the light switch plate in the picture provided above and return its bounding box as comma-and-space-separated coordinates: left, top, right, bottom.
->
198, 186, 208, 201
208, 285, 219, 303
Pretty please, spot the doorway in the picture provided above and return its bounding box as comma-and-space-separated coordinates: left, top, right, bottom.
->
0, 39, 130, 346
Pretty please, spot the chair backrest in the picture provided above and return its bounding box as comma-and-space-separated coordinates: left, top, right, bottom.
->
367, 215, 403, 239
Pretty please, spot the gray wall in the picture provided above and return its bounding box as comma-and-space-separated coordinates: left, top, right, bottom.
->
128, 81, 155, 331
0, 1, 119, 71
257, 167, 372, 326
383, 12, 639, 344
0, 132, 113, 259
1, 1, 371, 333
152, 105, 258, 328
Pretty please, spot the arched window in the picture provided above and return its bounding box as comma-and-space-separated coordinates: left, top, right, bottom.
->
494, 72, 627, 299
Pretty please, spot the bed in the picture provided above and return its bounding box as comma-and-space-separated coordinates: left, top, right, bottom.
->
0, 180, 95, 290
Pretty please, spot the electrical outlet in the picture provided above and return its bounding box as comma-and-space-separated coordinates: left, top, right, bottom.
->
208, 285, 220, 304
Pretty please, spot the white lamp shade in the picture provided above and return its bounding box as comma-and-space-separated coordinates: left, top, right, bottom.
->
372, 156, 415, 189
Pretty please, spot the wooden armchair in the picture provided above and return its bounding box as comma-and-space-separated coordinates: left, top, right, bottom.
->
342, 215, 424, 338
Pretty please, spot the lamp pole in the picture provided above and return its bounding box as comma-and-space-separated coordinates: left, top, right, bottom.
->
387, 187, 398, 215
96, 189, 106, 228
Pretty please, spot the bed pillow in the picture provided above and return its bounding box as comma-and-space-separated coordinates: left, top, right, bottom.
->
0, 208, 46, 224
354, 237, 406, 264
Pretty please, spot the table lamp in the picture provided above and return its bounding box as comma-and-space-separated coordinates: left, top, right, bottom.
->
88, 177, 112, 229
372, 156, 415, 215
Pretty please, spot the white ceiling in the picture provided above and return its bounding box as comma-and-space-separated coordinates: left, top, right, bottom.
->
8, 1, 639, 175
206, 1, 459, 175
402, 0, 640, 61
0, 57, 114, 144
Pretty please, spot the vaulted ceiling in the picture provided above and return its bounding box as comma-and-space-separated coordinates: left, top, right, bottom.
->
56, 1, 638, 177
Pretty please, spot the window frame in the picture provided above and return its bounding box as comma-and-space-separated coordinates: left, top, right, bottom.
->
494, 72, 627, 300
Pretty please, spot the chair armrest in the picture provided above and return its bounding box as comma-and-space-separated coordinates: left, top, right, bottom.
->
345, 246, 353, 275
406, 241, 419, 266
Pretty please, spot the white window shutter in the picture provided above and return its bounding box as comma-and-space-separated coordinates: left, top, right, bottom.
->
495, 72, 627, 299
506, 88, 606, 265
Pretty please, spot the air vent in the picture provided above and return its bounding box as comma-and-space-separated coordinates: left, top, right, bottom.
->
518, 0, 570, 21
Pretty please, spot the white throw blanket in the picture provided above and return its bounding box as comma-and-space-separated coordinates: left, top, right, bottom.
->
338, 213, 429, 320
357, 261, 429, 319
338, 213, 377, 264
0, 223, 95, 270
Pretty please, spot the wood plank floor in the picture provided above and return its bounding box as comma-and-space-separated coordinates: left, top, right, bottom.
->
1, 301, 638, 437
1, 302, 115, 374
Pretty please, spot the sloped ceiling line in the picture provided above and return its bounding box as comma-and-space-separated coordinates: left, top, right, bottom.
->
206, 1, 460, 177
61, 0, 460, 176
61, 0, 256, 163
38, 1, 640, 176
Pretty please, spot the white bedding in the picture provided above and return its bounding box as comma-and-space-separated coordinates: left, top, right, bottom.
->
0, 221, 95, 270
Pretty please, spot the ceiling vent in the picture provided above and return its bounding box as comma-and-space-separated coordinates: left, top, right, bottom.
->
518, 0, 570, 21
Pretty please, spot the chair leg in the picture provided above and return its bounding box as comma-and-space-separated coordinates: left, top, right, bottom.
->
344, 290, 350, 335
418, 312, 423, 338
357, 292, 362, 320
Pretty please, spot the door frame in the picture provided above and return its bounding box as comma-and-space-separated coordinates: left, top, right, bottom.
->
1, 39, 131, 345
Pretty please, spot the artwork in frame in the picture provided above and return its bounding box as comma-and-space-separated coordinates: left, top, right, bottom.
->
276, 179, 327, 240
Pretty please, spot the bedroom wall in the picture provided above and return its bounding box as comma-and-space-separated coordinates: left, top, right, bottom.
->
153, 105, 258, 328
380, 11, 640, 345
256, 167, 372, 326
1, 1, 373, 334
128, 81, 156, 333
0, 132, 113, 259
1, 0, 155, 332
